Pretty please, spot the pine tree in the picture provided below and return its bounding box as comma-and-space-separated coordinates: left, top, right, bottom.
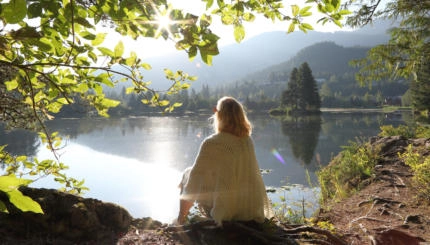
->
299, 62, 321, 111
282, 63, 321, 112
411, 55, 430, 112
282, 68, 300, 110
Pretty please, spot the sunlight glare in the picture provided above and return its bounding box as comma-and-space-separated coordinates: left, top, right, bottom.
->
156, 13, 172, 33
33, 143, 182, 223
154, 6, 174, 37
271, 148, 286, 165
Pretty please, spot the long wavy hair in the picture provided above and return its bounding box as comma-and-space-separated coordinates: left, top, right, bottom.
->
211, 96, 252, 137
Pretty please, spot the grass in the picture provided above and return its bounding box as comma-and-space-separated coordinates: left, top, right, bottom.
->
399, 144, 430, 202
379, 124, 430, 138
318, 124, 430, 205
317, 139, 380, 204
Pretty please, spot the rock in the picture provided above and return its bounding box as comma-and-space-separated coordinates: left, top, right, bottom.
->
373, 229, 425, 245
0, 187, 132, 243
404, 215, 424, 224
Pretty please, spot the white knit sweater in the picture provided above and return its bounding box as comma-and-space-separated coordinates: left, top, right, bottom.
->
180, 132, 272, 225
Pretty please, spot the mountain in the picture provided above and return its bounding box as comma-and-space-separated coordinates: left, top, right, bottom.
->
108, 20, 392, 93
245, 41, 369, 82
221, 41, 408, 102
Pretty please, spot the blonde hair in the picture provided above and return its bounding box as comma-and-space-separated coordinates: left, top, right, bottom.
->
212, 96, 252, 137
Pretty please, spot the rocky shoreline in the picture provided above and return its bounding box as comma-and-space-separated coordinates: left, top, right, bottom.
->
1, 136, 429, 244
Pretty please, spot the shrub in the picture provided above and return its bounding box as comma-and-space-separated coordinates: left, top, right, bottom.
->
379, 124, 430, 138
399, 144, 430, 201
317, 140, 380, 203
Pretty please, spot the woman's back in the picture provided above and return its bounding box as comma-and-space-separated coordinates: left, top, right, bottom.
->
182, 132, 271, 224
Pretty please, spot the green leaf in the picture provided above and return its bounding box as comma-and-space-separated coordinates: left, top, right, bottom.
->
291, 5, 299, 17
27, 2, 42, 18
79, 31, 96, 40
16, 156, 27, 162
205, 0, 214, 9
243, 13, 255, 22
221, 14, 234, 25
301, 23, 314, 31
299, 6, 312, 15
100, 98, 120, 107
98, 47, 114, 57
46, 101, 63, 113
188, 46, 198, 60
338, 9, 352, 16
2, 0, 27, 24
7, 190, 44, 214
325, 3, 334, 13
4, 80, 18, 90
75, 83, 89, 93
114, 41, 124, 57
234, 24, 245, 43
181, 83, 191, 89
189, 76, 198, 81
0, 200, 8, 213
288, 22, 296, 33
57, 98, 70, 104
92, 33, 107, 46
141, 63, 152, 70
0, 175, 32, 191
125, 87, 135, 94
125, 52, 137, 66
36, 38, 54, 52
299, 6, 312, 17
164, 69, 174, 78
158, 100, 170, 107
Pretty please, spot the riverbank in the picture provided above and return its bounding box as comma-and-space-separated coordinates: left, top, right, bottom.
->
317, 136, 430, 244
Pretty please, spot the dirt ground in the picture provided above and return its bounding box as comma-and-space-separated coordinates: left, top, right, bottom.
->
119, 136, 430, 245
317, 137, 430, 245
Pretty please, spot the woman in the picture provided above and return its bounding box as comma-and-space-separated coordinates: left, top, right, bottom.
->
177, 96, 272, 225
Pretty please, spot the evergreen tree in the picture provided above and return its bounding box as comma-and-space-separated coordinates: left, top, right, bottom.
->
299, 62, 321, 111
411, 55, 430, 112
282, 63, 321, 112
282, 68, 300, 110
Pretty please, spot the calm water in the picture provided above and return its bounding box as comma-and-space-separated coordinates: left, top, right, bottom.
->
0, 111, 411, 222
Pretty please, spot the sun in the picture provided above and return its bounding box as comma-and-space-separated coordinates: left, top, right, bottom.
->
155, 12, 172, 33
152, 5, 174, 38
141, 1, 195, 39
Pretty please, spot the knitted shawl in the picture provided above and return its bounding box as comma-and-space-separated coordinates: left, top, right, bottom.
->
180, 132, 273, 225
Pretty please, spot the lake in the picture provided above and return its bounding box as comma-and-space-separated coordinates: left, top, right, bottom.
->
0, 110, 411, 223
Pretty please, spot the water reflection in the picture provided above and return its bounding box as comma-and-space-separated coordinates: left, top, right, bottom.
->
33, 143, 182, 223
1, 112, 412, 223
0, 124, 39, 157
280, 115, 322, 165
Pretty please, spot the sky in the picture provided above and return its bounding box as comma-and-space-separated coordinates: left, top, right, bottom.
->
104, 0, 347, 59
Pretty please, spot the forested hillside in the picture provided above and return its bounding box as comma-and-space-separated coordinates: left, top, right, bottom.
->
221, 42, 409, 108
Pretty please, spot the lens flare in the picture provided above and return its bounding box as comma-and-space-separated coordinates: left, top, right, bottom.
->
271, 148, 286, 165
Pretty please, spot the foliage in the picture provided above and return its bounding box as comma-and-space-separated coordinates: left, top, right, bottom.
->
346, 0, 430, 113
379, 124, 430, 138
378, 125, 417, 138
272, 187, 316, 224
282, 67, 300, 110
317, 139, 380, 203
0, 145, 88, 195
399, 144, 430, 201
0, 174, 43, 214
281, 62, 321, 112
0, 0, 350, 213
272, 194, 306, 224
410, 56, 430, 112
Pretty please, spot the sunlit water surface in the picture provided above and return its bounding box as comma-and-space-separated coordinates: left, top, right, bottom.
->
5, 112, 408, 223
